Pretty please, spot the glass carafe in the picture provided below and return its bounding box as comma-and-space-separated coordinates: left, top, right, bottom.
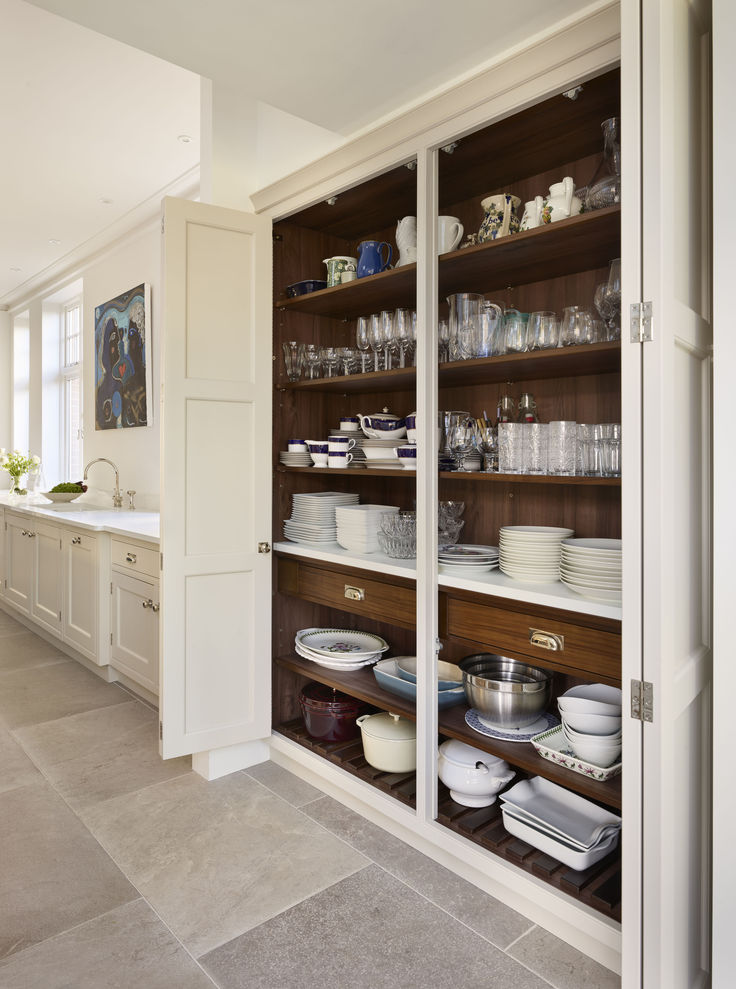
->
447, 293, 484, 361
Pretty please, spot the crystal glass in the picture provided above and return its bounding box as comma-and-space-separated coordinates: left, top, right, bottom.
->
577, 424, 601, 476
527, 311, 560, 350
548, 420, 578, 475
377, 510, 417, 558
474, 419, 498, 472
438, 319, 450, 363
473, 302, 504, 357
560, 306, 594, 347
282, 341, 305, 382
447, 293, 484, 361
368, 313, 383, 372
379, 310, 395, 370
320, 346, 339, 377
356, 316, 371, 372
438, 518, 465, 545
502, 309, 529, 354
438, 501, 465, 527
600, 423, 622, 477
497, 422, 524, 473
394, 308, 412, 368
522, 423, 549, 474
338, 347, 358, 375
602, 258, 622, 337
303, 343, 322, 379
446, 412, 477, 472
410, 310, 418, 366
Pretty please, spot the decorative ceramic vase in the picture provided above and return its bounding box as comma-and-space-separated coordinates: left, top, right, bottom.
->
477, 194, 521, 242
543, 177, 583, 223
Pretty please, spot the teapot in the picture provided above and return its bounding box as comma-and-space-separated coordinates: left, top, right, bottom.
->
478, 193, 521, 242
519, 195, 546, 231
356, 407, 407, 439
395, 216, 417, 267
543, 177, 583, 223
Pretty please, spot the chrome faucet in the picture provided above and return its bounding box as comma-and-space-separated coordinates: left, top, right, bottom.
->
83, 458, 123, 508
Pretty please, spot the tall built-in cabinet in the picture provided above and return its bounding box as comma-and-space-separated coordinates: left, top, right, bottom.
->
160, 3, 712, 983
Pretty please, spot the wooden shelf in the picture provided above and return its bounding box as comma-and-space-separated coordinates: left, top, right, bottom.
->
277, 465, 619, 486
438, 207, 620, 297
274, 654, 621, 809
280, 343, 620, 394
276, 263, 416, 320
277, 465, 416, 478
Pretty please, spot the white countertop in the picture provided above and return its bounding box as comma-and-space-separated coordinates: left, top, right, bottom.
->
0, 498, 160, 545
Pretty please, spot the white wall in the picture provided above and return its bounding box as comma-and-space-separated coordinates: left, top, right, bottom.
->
81, 221, 161, 509
0, 310, 10, 450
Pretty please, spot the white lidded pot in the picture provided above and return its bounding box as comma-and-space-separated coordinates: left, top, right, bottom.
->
438, 739, 515, 807
356, 711, 416, 772
356, 408, 407, 440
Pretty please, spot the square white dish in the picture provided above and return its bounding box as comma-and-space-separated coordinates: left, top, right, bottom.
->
501, 806, 619, 870
531, 725, 622, 782
500, 776, 621, 846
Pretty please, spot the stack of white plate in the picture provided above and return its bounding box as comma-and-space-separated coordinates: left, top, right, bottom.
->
335, 504, 399, 553
498, 526, 574, 583
279, 449, 312, 467
329, 429, 366, 462
283, 491, 359, 545
560, 538, 622, 603
295, 627, 390, 671
362, 438, 404, 470
438, 544, 499, 575
500, 776, 622, 870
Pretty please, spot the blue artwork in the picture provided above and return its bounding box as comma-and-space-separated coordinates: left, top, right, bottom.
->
94, 283, 151, 429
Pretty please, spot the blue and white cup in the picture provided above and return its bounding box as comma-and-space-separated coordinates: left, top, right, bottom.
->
288, 439, 307, 452
307, 440, 328, 467
396, 444, 418, 469
328, 437, 356, 454
339, 416, 360, 431
328, 451, 354, 469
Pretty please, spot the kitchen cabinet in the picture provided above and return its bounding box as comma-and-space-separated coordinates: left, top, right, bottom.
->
160, 1, 712, 981
4, 512, 34, 615
32, 519, 62, 635
110, 538, 160, 696
61, 528, 98, 661
0, 507, 5, 599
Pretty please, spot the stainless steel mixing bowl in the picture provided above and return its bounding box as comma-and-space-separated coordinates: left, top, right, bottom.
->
459, 654, 552, 729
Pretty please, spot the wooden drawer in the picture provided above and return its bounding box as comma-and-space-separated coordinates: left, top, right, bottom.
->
278, 556, 416, 630
443, 595, 620, 681
111, 538, 159, 579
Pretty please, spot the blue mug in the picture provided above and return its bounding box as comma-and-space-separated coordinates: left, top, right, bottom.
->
357, 240, 392, 278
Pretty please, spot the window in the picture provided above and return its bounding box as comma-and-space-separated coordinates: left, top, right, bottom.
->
61, 299, 83, 480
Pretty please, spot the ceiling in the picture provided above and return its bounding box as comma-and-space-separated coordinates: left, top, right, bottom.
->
3, 0, 590, 309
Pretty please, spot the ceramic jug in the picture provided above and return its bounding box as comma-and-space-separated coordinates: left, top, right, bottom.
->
395, 216, 417, 267
477, 193, 521, 242
356, 240, 392, 278
519, 195, 546, 231
322, 255, 357, 287
543, 177, 583, 223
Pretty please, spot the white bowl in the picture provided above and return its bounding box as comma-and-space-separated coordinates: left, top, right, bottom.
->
560, 711, 622, 735
557, 696, 622, 717
566, 738, 622, 768
561, 684, 623, 706
562, 722, 622, 745
363, 446, 400, 461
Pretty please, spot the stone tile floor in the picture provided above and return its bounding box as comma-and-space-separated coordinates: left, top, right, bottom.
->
0, 609, 620, 988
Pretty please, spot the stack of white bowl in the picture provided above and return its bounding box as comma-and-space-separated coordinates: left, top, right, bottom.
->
557, 683, 623, 768
283, 491, 358, 545
362, 438, 404, 469
335, 504, 399, 553
498, 526, 574, 583
559, 538, 622, 603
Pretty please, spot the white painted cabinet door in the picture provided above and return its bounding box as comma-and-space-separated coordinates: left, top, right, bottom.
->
32, 520, 62, 635
160, 197, 272, 759
5, 514, 33, 615
636, 0, 713, 986
0, 508, 5, 599
62, 530, 99, 662
111, 571, 159, 696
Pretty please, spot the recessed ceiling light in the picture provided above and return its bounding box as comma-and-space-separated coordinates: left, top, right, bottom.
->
178, 134, 192, 144
49, 238, 61, 246
99, 197, 114, 205
10, 266, 21, 272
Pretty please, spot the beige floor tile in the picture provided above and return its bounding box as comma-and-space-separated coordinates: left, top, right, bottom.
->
0, 899, 216, 989
0, 782, 137, 959
0, 631, 69, 674
202, 864, 551, 989
509, 926, 620, 989
0, 660, 129, 729
0, 727, 41, 794
304, 794, 532, 950
14, 701, 191, 811
245, 759, 324, 807
81, 772, 370, 957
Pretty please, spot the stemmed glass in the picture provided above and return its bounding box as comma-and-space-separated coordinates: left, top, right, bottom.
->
320, 346, 339, 378
303, 343, 322, 379
282, 341, 305, 382
356, 316, 371, 372
438, 319, 450, 363
368, 314, 383, 371
410, 310, 418, 366
446, 412, 477, 472
339, 347, 357, 375
475, 418, 498, 472
379, 310, 395, 370
394, 308, 412, 368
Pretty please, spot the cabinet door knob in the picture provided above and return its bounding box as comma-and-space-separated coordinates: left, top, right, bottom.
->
142, 599, 152, 609
126, 553, 137, 564
258, 542, 271, 554
151, 603, 160, 613
72, 536, 82, 545
26, 530, 35, 538
529, 628, 564, 651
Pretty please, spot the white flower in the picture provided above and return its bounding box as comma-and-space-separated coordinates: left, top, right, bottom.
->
31, 455, 41, 466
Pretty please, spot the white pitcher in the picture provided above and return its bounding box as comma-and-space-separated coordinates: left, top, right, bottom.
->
520, 195, 546, 231
396, 215, 417, 267
545, 177, 583, 223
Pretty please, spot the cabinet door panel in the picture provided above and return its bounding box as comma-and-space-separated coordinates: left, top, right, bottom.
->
63, 531, 98, 661
5, 515, 32, 614
32, 521, 61, 634
111, 571, 158, 695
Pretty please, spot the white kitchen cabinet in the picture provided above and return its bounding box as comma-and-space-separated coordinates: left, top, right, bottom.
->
110, 570, 159, 696
160, 1, 712, 982
31, 519, 62, 635
61, 528, 98, 662
0, 507, 5, 599
5, 511, 39, 617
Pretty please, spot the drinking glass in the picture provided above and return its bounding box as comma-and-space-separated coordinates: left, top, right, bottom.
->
282, 341, 305, 382
522, 423, 549, 474
527, 311, 560, 350
438, 501, 465, 527
303, 343, 322, 379
448, 292, 484, 360
474, 302, 504, 357
379, 310, 395, 370
548, 420, 578, 474
339, 347, 358, 375
446, 412, 477, 471
438, 319, 450, 363
475, 418, 498, 472
368, 313, 383, 371
560, 306, 594, 346
410, 310, 418, 366
601, 423, 622, 476
502, 309, 529, 353
577, 424, 601, 476
602, 258, 622, 338
498, 422, 524, 473
394, 308, 412, 368
356, 316, 371, 372
320, 346, 339, 378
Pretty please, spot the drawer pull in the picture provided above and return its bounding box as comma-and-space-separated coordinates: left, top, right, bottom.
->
151, 603, 160, 613
344, 584, 365, 602
529, 628, 564, 651
72, 536, 82, 545
142, 599, 152, 609
125, 553, 137, 564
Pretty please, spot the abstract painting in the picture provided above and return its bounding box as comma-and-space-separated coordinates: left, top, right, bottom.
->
94, 283, 152, 429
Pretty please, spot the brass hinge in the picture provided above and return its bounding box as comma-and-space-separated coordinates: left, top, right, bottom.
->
631, 679, 654, 722
630, 301, 653, 343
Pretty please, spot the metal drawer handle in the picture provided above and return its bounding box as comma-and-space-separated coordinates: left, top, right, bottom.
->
72, 536, 82, 545
125, 553, 137, 564
344, 584, 365, 602
529, 628, 564, 651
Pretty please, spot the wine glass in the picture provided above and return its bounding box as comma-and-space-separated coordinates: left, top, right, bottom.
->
475, 418, 498, 472
446, 412, 477, 472
560, 306, 594, 346
303, 343, 322, 379
379, 310, 395, 370
320, 346, 339, 377
368, 313, 383, 371
356, 316, 371, 372
438, 319, 450, 363
410, 310, 418, 366
394, 308, 412, 368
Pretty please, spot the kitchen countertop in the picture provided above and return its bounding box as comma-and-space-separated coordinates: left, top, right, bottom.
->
0, 498, 160, 545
